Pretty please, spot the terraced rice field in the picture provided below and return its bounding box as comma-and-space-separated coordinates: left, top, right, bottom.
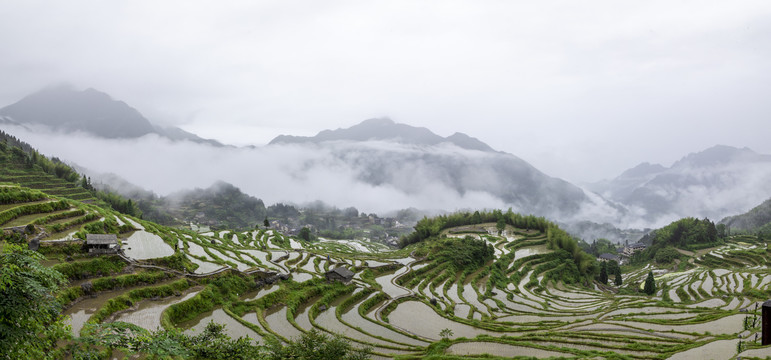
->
5, 185, 769, 358
94, 224, 771, 358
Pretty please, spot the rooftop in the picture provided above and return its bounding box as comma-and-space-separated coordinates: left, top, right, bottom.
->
328, 266, 354, 279
86, 233, 118, 245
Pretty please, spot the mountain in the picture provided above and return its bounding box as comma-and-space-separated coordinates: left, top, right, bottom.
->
270, 117, 495, 152
719, 197, 771, 232
87, 174, 268, 229
592, 145, 771, 224
586, 162, 667, 202
269, 118, 620, 221
163, 181, 267, 229
0, 85, 222, 146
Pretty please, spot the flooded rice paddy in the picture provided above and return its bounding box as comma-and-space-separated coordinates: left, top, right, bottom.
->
67, 215, 770, 358
115, 288, 202, 330
123, 230, 174, 260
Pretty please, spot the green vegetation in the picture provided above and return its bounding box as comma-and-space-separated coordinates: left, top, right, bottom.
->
0, 130, 145, 215
0, 199, 69, 226
654, 246, 681, 264
52, 256, 127, 280
165, 273, 255, 326
431, 236, 494, 270
400, 209, 548, 247
400, 209, 598, 282
586, 238, 617, 257
264, 329, 371, 360
545, 225, 599, 281
2, 143, 769, 360
598, 261, 608, 284
0, 244, 68, 359
643, 271, 656, 295
0, 186, 47, 204
720, 197, 771, 232
299, 226, 314, 241
57, 270, 177, 306
158, 181, 266, 229
632, 217, 723, 264
68, 321, 370, 360
87, 279, 193, 327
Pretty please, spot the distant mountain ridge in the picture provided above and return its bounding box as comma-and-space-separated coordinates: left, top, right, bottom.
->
591, 145, 771, 223
6, 86, 769, 231
0, 85, 222, 146
269, 118, 496, 152
268, 117, 620, 221
0, 88, 617, 225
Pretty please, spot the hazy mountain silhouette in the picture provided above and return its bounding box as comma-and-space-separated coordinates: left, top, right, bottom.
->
270, 117, 495, 152
0, 85, 221, 146
593, 145, 771, 222
269, 118, 618, 221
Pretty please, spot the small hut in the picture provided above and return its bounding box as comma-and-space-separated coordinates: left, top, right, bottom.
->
86, 234, 119, 254
325, 267, 354, 283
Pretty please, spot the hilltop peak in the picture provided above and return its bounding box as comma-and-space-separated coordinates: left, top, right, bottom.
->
616, 162, 666, 179
0, 86, 155, 138
671, 145, 768, 168
0, 85, 222, 146
269, 118, 496, 152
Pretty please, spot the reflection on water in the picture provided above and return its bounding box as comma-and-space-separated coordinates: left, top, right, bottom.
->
115, 288, 202, 330
241, 284, 279, 301
124, 230, 174, 260
182, 308, 261, 344
513, 245, 549, 259
64, 288, 132, 336
263, 306, 302, 340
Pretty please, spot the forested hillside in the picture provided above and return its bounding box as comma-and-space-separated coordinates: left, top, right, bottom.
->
631, 217, 726, 265
400, 209, 599, 283
0, 130, 141, 217
720, 197, 771, 234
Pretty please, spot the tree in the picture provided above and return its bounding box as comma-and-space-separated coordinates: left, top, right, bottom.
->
264, 217, 270, 228
614, 266, 623, 286
607, 260, 620, 277
299, 227, 312, 242
0, 244, 68, 359
716, 224, 726, 239
265, 329, 370, 360
643, 271, 656, 295
439, 328, 453, 340
73, 321, 261, 359
654, 247, 680, 264
598, 261, 608, 284
496, 217, 506, 234
343, 207, 359, 218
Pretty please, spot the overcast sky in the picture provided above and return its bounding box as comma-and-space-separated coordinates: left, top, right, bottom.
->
1, 1, 770, 183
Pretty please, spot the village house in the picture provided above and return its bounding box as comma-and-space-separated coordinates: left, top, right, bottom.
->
622, 242, 646, 257
86, 234, 119, 254
325, 267, 354, 283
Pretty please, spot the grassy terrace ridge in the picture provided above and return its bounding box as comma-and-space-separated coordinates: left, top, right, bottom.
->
0, 133, 144, 218
2, 183, 771, 358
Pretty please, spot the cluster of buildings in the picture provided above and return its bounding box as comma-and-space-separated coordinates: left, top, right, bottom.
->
597, 241, 647, 264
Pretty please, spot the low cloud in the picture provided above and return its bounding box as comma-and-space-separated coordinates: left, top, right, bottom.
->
1, 125, 508, 215
5, 124, 768, 232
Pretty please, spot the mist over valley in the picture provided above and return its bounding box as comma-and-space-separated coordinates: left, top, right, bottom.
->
2, 86, 771, 237
3, 3, 771, 359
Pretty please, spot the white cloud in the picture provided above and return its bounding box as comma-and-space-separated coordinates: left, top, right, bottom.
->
1, 0, 770, 185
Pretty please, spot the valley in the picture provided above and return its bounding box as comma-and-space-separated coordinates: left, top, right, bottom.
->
3, 4, 771, 359
2, 183, 770, 359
